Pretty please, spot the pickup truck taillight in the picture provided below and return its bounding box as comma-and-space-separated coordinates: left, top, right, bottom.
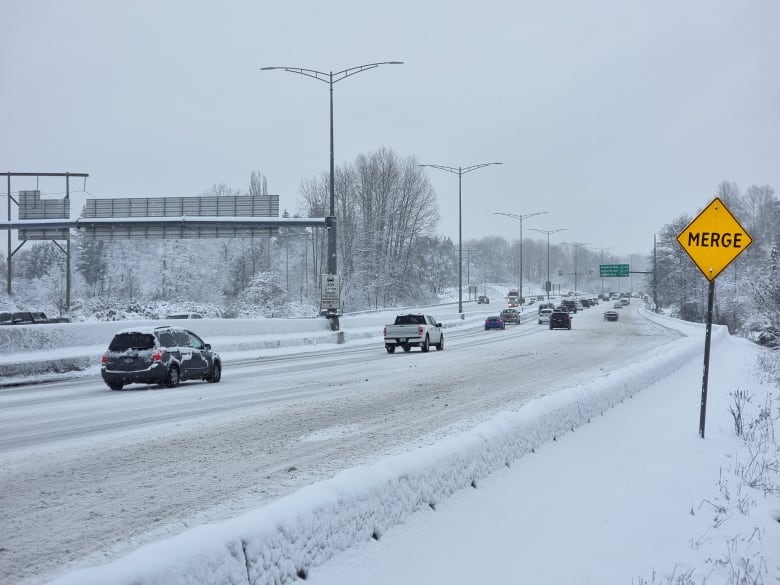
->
418, 325, 424, 336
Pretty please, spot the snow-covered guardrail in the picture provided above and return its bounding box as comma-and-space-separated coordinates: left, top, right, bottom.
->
0, 309, 487, 384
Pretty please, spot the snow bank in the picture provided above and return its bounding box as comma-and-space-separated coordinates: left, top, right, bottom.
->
45, 316, 727, 585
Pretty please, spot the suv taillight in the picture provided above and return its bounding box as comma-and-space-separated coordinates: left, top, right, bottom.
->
101, 355, 107, 364
151, 349, 163, 361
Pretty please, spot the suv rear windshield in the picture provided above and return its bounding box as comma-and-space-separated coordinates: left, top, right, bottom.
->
108, 332, 156, 351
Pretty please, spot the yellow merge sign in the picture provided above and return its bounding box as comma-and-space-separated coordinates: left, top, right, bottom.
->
677, 197, 752, 281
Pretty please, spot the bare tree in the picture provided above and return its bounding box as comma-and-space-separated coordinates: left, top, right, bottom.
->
249, 171, 269, 196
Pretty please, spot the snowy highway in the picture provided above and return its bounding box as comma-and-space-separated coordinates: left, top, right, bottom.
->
0, 303, 682, 585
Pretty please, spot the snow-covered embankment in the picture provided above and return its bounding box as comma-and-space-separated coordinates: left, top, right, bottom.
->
46, 311, 721, 585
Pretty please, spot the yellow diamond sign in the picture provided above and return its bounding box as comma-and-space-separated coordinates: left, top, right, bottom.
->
677, 197, 752, 281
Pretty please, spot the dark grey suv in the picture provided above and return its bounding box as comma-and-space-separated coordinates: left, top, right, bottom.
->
101, 326, 221, 390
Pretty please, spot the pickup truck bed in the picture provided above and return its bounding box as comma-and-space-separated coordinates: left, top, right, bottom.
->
383, 314, 444, 353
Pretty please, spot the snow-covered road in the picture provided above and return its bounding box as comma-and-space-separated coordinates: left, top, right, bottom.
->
0, 304, 682, 584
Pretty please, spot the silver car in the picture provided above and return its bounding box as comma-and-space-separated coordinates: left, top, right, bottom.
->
538, 308, 553, 324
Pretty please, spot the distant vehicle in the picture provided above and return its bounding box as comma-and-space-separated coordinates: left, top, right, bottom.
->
506, 290, 521, 307
538, 308, 553, 325
499, 308, 520, 324
166, 313, 204, 319
484, 316, 505, 330
614, 301, 623, 309
477, 295, 490, 304
604, 310, 619, 322
549, 311, 571, 330
100, 326, 222, 391
48, 315, 71, 323
561, 299, 577, 313
620, 297, 630, 306
0, 311, 67, 325
538, 302, 555, 314
383, 313, 444, 353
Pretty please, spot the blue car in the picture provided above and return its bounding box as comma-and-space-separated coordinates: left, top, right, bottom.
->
484, 316, 505, 330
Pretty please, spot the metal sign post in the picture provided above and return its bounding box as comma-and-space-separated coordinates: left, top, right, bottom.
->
676, 197, 752, 438
699, 280, 715, 437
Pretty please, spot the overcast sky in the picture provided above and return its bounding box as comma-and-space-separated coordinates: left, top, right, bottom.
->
2, 0, 779, 256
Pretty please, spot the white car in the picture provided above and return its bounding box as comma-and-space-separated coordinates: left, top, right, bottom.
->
538, 308, 553, 324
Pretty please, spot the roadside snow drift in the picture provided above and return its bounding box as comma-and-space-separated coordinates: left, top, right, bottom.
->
45, 315, 724, 585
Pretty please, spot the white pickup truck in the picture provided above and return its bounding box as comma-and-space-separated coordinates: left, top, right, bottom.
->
383, 313, 444, 353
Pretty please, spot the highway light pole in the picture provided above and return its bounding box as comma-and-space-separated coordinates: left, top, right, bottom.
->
588, 246, 614, 294
466, 248, 478, 300
494, 211, 547, 304
530, 228, 568, 300
562, 241, 591, 293
261, 61, 403, 314
419, 163, 502, 315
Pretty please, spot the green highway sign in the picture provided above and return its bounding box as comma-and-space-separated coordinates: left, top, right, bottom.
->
600, 263, 629, 278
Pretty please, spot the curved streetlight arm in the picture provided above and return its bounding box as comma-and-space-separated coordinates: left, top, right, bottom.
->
333, 61, 404, 83
493, 211, 547, 222
260, 66, 331, 84
529, 228, 568, 236
261, 62, 403, 85
419, 162, 502, 176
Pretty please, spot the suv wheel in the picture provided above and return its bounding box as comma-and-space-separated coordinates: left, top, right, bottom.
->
164, 365, 180, 388
207, 362, 221, 383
